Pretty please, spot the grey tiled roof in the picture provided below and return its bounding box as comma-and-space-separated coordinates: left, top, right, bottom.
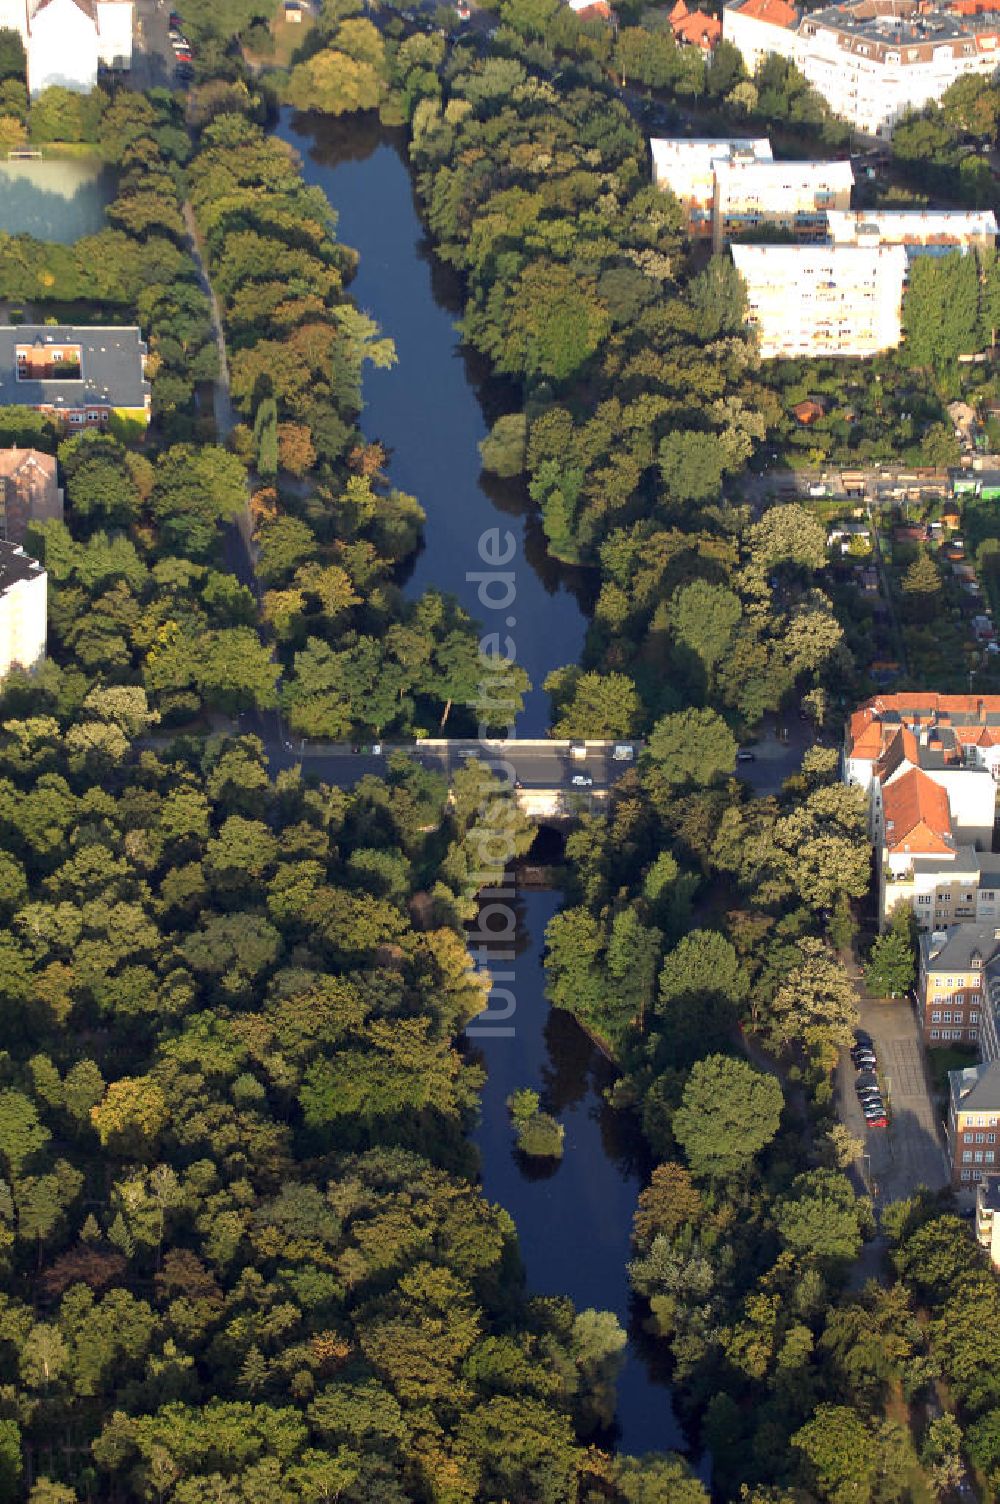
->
0, 326, 149, 412
922, 922, 1000, 972
0, 541, 43, 593
951, 1060, 1000, 1113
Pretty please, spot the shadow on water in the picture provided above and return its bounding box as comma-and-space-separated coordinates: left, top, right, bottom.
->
273, 107, 595, 735
467, 887, 690, 1458
0, 159, 116, 242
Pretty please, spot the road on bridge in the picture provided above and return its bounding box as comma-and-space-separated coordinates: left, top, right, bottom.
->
258, 734, 641, 793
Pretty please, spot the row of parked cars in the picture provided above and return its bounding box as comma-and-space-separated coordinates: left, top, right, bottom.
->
169, 11, 195, 78
852, 1029, 888, 1129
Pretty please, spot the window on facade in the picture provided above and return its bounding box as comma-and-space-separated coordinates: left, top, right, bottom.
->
976, 1133, 985, 1143
964, 1150, 973, 1162
971, 1011, 980, 1022
962, 1168, 972, 1180
932, 1010, 942, 1021
931, 1029, 940, 1039
944, 1012, 953, 1023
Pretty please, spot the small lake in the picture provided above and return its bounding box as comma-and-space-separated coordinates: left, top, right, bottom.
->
0, 157, 116, 242
273, 109, 593, 736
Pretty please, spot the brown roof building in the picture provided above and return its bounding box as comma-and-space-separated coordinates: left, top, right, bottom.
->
0, 449, 62, 546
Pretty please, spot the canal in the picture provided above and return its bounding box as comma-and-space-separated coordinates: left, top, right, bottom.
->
273, 109, 592, 738
0, 156, 116, 242
275, 109, 687, 1456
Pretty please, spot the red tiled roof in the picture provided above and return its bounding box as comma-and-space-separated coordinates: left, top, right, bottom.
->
883, 767, 953, 856
736, 0, 797, 25
672, 7, 722, 43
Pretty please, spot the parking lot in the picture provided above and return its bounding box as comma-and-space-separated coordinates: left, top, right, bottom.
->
130, 0, 186, 90
838, 989, 951, 1205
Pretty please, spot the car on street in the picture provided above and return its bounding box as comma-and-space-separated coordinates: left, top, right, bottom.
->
571, 774, 593, 787
612, 743, 634, 761
854, 1028, 874, 1047
866, 1114, 888, 1129
736, 749, 755, 762
169, 8, 182, 23
863, 1101, 886, 1120
456, 0, 470, 17
853, 1050, 878, 1069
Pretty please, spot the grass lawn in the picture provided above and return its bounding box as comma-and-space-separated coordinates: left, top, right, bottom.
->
246, 9, 315, 70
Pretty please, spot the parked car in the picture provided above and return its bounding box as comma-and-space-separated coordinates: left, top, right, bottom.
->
866, 1114, 889, 1129
736, 749, 755, 762
612, 743, 634, 762
853, 1050, 878, 1069
169, 9, 183, 24
571, 774, 594, 788
854, 1028, 874, 1047
456, 0, 470, 17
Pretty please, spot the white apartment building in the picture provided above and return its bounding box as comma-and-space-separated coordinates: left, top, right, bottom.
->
826, 208, 999, 253
712, 156, 853, 249
650, 137, 773, 238
731, 242, 906, 358
724, 0, 1000, 138
0, 0, 132, 96
845, 695, 1000, 927
0, 543, 45, 681
723, 0, 799, 71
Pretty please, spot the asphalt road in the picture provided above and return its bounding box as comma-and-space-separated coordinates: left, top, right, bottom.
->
260, 736, 640, 789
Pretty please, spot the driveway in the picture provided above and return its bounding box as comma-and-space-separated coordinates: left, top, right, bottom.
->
838, 987, 951, 1205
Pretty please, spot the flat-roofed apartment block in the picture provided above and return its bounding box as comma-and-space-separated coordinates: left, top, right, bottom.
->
826, 208, 999, 254
730, 243, 907, 358
650, 137, 773, 239
711, 157, 853, 250
948, 1060, 1000, 1185
845, 694, 1000, 928
724, 0, 1000, 137
0, 326, 150, 430
0, 541, 45, 680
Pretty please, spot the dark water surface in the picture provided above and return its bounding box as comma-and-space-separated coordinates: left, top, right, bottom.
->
273, 109, 687, 1457
468, 887, 687, 1456
274, 109, 592, 736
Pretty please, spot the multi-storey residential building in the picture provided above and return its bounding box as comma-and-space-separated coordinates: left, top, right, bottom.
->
948, 1059, 1000, 1185
917, 922, 1000, 1048
730, 243, 907, 358
975, 1174, 1000, 1263
0, 0, 132, 95
825, 208, 999, 255
650, 138, 773, 238
0, 327, 150, 430
712, 157, 853, 250
0, 542, 45, 681
723, 0, 1000, 138
0, 448, 62, 546
650, 138, 852, 247
844, 695, 1000, 926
